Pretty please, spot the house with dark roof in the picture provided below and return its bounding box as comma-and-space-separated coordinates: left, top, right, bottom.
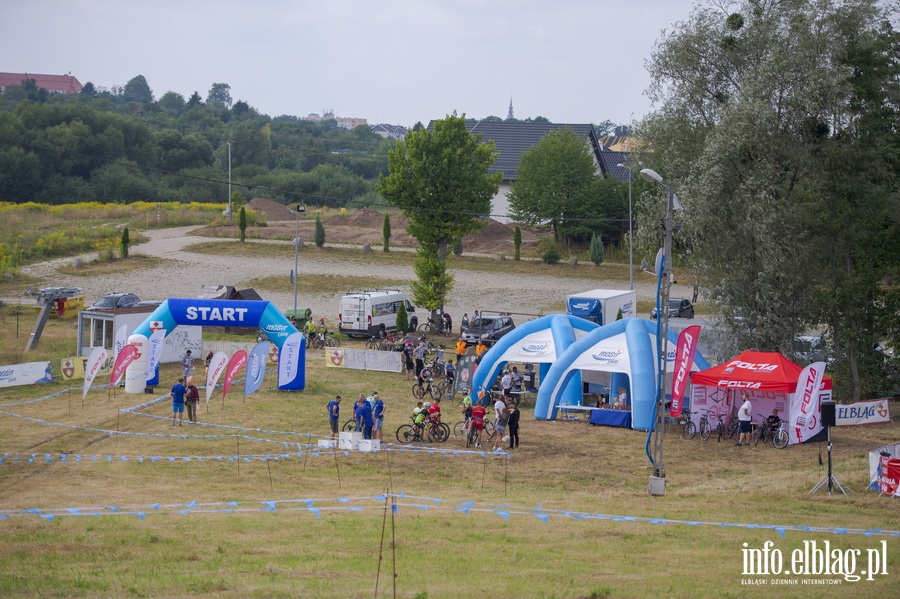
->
0, 72, 84, 94
427, 119, 632, 222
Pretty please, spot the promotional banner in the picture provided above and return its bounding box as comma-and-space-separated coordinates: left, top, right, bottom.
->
670, 325, 701, 418
878, 455, 900, 496
836, 399, 892, 427
205, 351, 228, 404
110, 345, 139, 387
61, 355, 113, 381
114, 324, 128, 361
278, 332, 303, 388
244, 342, 269, 397
145, 329, 166, 382
222, 350, 248, 401
82, 347, 108, 400
0, 361, 55, 388
789, 361, 826, 444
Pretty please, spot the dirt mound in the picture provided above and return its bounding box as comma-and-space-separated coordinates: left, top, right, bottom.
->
247, 197, 294, 221
324, 207, 401, 228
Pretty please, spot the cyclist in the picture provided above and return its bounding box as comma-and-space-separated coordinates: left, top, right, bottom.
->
764, 409, 782, 437
470, 401, 487, 448
444, 359, 456, 388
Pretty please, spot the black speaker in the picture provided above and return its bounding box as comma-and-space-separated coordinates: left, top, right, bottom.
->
821, 401, 836, 428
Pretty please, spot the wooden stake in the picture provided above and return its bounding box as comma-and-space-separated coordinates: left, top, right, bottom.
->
332, 445, 342, 489
481, 453, 487, 492
236, 437, 240, 476
266, 459, 274, 494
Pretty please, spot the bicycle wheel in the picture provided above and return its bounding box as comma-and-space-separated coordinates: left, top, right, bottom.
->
412, 384, 425, 400
726, 419, 739, 438
444, 383, 456, 400
429, 424, 448, 443
754, 425, 765, 446
453, 420, 467, 437
773, 429, 789, 449
440, 423, 451, 442
428, 382, 443, 401
682, 421, 696, 440
699, 420, 711, 440
342, 419, 356, 432
326, 335, 340, 348
366, 338, 378, 350
396, 424, 413, 443
484, 420, 494, 437
466, 424, 477, 448
716, 422, 724, 442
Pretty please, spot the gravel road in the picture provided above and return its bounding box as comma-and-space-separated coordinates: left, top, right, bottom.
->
10, 226, 693, 322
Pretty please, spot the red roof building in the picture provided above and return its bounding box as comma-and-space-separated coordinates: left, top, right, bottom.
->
0, 72, 84, 94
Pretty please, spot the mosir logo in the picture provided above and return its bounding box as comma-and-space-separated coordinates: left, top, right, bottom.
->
264, 324, 288, 332
520, 343, 550, 355
571, 301, 591, 310
592, 349, 622, 365
621, 301, 634, 315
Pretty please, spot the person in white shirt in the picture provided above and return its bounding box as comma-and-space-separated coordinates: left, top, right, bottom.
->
736, 394, 752, 446
501, 370, 513, 401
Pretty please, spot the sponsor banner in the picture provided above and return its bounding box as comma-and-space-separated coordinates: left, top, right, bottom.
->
244, 342, 269, 397
145, 329, 166, 382
789, 361, 826, 445
879, 455, 900, 496
205, 352, 228, 404
277, 332, 303, 387
222, 350, 248, 401
110, 345, 138, 387
114, 324, 128, 360
326, 349, 346, 368
455, 354, 479, 394
836, 399, 891, 427
60, 355, 114, 381
0, 361, 55, 388
82, 347, 108, 400
670, 325, 701, 418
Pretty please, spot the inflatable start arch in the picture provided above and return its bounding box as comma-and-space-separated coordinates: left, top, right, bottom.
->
127, 298, 305, 392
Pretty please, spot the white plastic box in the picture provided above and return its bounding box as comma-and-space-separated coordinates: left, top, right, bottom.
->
338, 431, 362, 450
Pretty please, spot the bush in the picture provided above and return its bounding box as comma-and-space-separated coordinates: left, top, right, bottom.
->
396, 301, 409, 333
540, 239, 560, 265
314, 214, 325, 247
589, 233, 604, 265
452, 238, 463, 256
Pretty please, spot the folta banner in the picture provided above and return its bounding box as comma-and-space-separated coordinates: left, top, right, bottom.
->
205, 351, 228, 404
789, 361, 826, 444
278, 332, 303, 387
82, 346, 108, 400
878, 455, 900, 496
244, 341, 269, 397
670, 325, 701, 418
222, 350, 248, 401
110, 344, 139, 387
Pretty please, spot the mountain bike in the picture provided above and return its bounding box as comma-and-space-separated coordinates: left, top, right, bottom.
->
417, 317, 440, 335
697, 409, 712, 440
681, 409, 697, 440
412, 377, 443, 400
755, 415, 789, 449
311, 330, 340, 350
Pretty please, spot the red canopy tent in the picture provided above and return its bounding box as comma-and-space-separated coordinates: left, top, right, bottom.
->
691, 350, 832, 392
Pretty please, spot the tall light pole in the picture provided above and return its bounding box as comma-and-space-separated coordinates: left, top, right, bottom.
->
640, 167, 678, 496
292, 204, 305, 316
616, 163, 634, 290
226, 142, 232, 220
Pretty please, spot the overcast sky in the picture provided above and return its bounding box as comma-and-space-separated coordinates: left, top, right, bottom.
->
2, 0, 702, 127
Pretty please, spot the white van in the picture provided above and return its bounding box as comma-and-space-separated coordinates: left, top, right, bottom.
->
338, 290, 418, 338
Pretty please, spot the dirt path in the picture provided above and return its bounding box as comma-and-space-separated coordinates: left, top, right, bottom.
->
9, 226, 692, 322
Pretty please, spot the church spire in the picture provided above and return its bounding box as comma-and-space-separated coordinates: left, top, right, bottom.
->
507, 97, 514, 120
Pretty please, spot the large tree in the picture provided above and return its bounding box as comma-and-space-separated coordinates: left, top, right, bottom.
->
123, 75, 153, 104
639, 0, 898, 396
376, 113, 501, 312
207, 83, 233, 109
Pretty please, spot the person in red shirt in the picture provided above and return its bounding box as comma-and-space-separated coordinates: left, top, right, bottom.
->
426, 398, 442, 442
470, 403, 487, 448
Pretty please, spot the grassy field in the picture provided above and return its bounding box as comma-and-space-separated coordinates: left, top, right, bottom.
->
0, 310, 898, 597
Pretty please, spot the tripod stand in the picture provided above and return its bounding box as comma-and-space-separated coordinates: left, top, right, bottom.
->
809, 425, 849, 495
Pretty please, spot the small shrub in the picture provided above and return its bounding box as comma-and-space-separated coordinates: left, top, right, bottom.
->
513, 224, 521, 261
452, 238, 463, 256
589, 233, 604, 265
314, 214, 325, 247
396, 301, 409, 333
540, 239, 560, 265
120, 227, 130, 258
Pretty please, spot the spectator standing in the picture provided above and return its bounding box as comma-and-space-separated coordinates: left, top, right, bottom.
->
736, 394, 752, 446
460, 313, 469, 334
442, 312, 452, 335
510, 366, 523, 392
372, 393, 385, 441
180, 350, 195, 383
470, 401, 487, 448
402, 343, 415, 380
414, 340, 427, 379
355, 394, 366, 431
444, 360, 456, 388
455, 337, 468, 358
493, 397, 509, 451
170, 377, 187, 427
357, 397, 374, 440
501, 370, 513, 401
185, 383, 200, 423
326, 395, 341, 439
507, 403, 520, 449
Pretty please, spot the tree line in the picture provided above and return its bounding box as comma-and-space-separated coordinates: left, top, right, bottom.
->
0, 78, 393, 206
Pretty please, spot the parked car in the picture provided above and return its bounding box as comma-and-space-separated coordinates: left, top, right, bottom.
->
650, 298, 695, 319
87, 292, 142, 310
461, 314, 516, 345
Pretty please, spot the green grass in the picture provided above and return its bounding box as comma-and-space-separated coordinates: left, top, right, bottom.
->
0, 334, 897, 597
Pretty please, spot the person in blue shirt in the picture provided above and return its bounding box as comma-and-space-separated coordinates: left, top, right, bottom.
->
354, 394, 366, 432
372, 393, 385, 441
357, 398, 374, 440
444, 360, 456, 388
326, 395, 341, 439
170, 377, 187, 427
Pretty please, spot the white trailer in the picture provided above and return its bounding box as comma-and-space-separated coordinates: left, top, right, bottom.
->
565, 289, 637, 326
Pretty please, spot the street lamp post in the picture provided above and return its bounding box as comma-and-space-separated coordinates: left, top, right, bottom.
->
293, 204, 305, 316
226, 142, 232, 220
616, 163, 634, 290
639, 168, 677, 496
